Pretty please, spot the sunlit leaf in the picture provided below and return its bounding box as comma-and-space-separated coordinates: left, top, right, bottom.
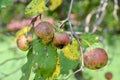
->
13, 26, 31, 41
52, 55, 60, 78
25, 0, 48, 16
62, 38, 80, 60
49, 0, 62, 11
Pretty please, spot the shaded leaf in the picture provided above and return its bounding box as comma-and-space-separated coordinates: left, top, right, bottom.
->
20, 48, 34, 80
59, 51, 79, 74
33, 39, 57, 78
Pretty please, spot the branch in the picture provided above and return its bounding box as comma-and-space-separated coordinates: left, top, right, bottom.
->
113, 0, 119, 22
85, 10, 96, 32
57, 0, 84, 79
92, 0, 108, 33
64, 21, 84, 80
84, 0, 108, 33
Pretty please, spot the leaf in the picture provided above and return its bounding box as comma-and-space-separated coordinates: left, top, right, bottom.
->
0, 0, 13, 8
25, 0, 48, 16
34, 70, 46, 80
13, 26, 31, 41
33, 39, 57, 78
59, 51, 79, 74
49, 0, 62, 11
51, 55, 60, 78
80, 33, 98, 48
62, 38, 80, 60
20, 48, 34, 80
86, 42, 104, 51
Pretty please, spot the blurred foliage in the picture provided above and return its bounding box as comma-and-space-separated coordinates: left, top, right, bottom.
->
0, 0, 13, 8
0, 0, 120, 32
25, 0, 48, 16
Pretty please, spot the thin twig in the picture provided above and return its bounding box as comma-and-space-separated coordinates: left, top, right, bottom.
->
59, 0, 84, 79
65, 31, 83, 35
92, 0, 108, 33
59, 0, 74, 28
0, 56, 26, 66
85, 0, 108, 33
58, 18, 69, 28
67, 0, 74, 19
64, 21, 84, 80
113, 0, 119, 22
58, 0, 84, 79
45, 0, 49, 5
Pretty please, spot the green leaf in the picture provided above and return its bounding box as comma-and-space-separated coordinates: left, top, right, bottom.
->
33, 39, 57, 78
80, 33, 98, 48
59, 51, 79, 74
86, 42, 104, 51
20, 48, 34, 80
25, 0, 48, 16
34, 69, 46, 80
0, 0, 13, 8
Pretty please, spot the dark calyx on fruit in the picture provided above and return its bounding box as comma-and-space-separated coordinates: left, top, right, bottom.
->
52, 32, 70, 49
34, 21, 54, 44
84, 48, 108, 70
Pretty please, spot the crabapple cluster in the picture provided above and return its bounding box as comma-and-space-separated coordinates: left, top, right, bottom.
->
16, 21, 108, 70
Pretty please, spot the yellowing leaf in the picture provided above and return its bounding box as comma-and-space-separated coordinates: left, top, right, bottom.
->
49, 0, 62, 11
46, 56, 60, 80
62, 38, 80, 60
25, 0, 48, 16
52, 56, 60, 78
13, 26, 31, 41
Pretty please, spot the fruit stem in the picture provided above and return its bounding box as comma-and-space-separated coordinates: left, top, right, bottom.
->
82, 38, 92, 48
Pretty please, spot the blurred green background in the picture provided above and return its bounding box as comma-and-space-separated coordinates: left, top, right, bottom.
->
0, 0, 120, 80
